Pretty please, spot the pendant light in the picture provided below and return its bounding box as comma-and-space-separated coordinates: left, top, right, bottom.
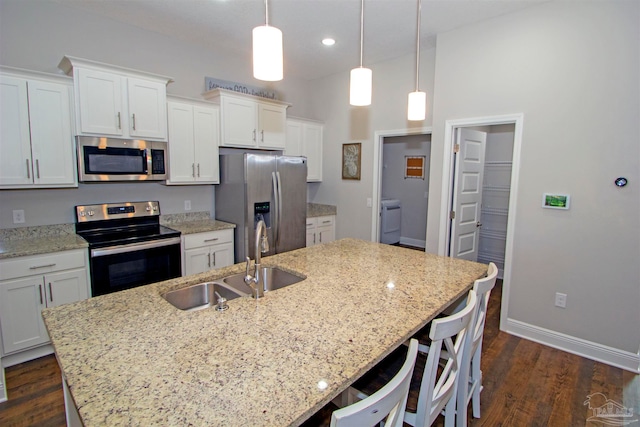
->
407, 0, 426, 120
350, 0, 372, 106
253, 0, 283, 81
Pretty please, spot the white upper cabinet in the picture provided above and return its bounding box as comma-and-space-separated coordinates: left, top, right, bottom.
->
59, 56, 172, 141
0, 69, 76, 189
204, 89, 288, 150
286, 118, 323, 182
167, 98, 220, 184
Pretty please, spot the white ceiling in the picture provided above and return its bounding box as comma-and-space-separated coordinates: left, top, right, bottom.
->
53, 0, 551, 81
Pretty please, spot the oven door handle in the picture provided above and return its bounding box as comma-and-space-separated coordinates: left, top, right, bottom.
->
90, 237, 181, 258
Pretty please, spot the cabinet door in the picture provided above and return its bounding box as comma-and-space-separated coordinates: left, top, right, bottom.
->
184, 247, 212, 276
211, 242, 234, 269
46, 269, 89, 308
257, 103, 286, 150
316, 216, 335, 244
127, 77, 167, 140
0, 277, 49, 354
220, 96, 257, 147
167, 101, 196, 183
193, 105, 219, 183
27, 80, 76, 186
306, 218, 316, 247
285, 120, 303, 156
0, 76, 33, 186
303, 123, 323, 182
77, 68, 123, 136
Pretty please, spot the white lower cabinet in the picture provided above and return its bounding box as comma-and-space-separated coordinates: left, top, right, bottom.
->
306, 215, 335, 247
183, 229, 234, 276
0, 250, 89, 355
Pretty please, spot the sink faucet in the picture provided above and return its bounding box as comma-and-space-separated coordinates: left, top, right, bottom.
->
244, 216, 269, 298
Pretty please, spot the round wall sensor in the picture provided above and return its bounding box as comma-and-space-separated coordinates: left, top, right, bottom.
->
614, 177, 628, 187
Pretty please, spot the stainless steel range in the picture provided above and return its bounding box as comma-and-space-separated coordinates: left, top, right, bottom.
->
75, 201, 181, 296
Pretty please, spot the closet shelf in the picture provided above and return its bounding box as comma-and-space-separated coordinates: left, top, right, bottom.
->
482, 207, 509, 216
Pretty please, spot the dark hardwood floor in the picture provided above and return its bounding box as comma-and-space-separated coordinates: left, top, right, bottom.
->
1, 281, 638, 427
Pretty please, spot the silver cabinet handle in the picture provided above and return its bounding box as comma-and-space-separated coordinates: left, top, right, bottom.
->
203, 238, 219, 243
212, 252, 216, 267
29, 263, 56, 270
35, 159, 40, 179
132, 113, 136, 130
252, 129, 256, 141
197, 163, 200, 177
322, 220, 331, 224
261, 130, 264, 142
117, 112, 121, 129
192, 163, 196, 178
48, 282, 53, 302
208, 253, 211, 268
39, 284, 43, 305
26, 159, 31, 179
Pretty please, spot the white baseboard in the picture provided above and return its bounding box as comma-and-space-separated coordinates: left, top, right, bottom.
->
400, 237, 426, 249
0, 365, 6, 403
504, 318, 639, 373
2, 344, 54, 368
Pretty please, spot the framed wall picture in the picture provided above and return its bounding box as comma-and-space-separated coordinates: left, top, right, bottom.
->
342, 143, 361, 180
542, 193, 571, 209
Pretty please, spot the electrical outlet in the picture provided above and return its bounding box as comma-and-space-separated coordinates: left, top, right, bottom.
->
12, 209, 25, 224
366, 198, 372, 208
184, 200, 191, 211
555, 292, 567, 308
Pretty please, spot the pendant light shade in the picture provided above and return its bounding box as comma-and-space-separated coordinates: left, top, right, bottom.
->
408, 0, 426, 120
253, 0, 283, 81
350, 67, 372, 106
350, 0, 371, 106
407, 90, 426, 121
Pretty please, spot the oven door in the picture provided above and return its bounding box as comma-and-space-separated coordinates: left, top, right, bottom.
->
89, 237, 181, 296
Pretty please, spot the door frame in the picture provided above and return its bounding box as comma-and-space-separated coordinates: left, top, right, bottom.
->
371, 127, 432, 243
438, 114, 523, 330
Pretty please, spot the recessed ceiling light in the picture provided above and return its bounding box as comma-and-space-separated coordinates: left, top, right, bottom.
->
322, 38, 336, 46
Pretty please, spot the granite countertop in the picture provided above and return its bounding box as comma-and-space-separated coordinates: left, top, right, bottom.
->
307, 203, 337, 218
160, 212, 236, 235
42, 238, 487, 427
0, 225, 88, 260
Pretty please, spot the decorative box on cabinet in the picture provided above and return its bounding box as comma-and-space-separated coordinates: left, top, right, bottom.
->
0, 67, 76, 189
306, 215, 335, 247
182, 229, 234, 276
167, 98, 220, 184
59, 56, 172, 141
203, 88, 289, 150
0, 249, 89, 356
286, 118, 323, 182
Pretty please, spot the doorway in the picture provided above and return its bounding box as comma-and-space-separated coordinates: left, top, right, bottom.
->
440, 114, 523, 330
371, 127, 432, 247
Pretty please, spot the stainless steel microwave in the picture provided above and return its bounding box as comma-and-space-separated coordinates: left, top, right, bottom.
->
77, 136, 167, 182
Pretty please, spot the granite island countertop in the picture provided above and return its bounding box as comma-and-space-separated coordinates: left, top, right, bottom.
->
42, 238, 487, 427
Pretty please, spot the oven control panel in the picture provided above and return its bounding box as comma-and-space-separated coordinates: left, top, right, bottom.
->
76, 201, 160, 222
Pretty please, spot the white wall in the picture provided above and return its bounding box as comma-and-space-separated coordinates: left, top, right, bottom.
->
430, 0, 639, 366
308, 48, 436, 239
0, 0, 313, 228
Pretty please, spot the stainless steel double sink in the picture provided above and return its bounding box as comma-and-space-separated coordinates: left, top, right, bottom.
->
162, 266, 305, 311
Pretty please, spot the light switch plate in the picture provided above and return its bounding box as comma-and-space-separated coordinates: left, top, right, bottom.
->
184, 200, 191, 211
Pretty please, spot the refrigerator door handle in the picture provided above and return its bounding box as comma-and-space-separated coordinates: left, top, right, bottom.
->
272, 171, 280, 249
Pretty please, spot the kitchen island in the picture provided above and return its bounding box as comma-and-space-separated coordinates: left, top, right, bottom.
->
42, 238, 487, 426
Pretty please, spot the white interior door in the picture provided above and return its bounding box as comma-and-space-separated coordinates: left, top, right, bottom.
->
449, 128, 487, 260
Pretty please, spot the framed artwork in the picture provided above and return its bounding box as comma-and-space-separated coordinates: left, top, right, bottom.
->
542, 193, 570, 210
342, 143, 361, 180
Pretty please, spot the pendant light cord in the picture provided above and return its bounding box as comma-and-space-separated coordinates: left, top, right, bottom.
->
359, 0, 364, 68
415, 0, 421, 91
265, 0, 269, 26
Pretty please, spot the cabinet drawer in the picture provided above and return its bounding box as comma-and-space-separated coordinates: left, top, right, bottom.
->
183, 229, 233, 250
306, 218, 316, 229
0, 249, 86, 281
315, 216, 334, 227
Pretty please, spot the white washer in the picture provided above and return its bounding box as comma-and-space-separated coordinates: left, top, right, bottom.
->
380, 199, 401, 244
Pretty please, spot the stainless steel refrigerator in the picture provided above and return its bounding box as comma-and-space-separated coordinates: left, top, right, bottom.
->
215, 152, 307, 263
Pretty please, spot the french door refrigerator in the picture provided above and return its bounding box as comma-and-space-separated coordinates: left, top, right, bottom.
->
216, 152, 307, 263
